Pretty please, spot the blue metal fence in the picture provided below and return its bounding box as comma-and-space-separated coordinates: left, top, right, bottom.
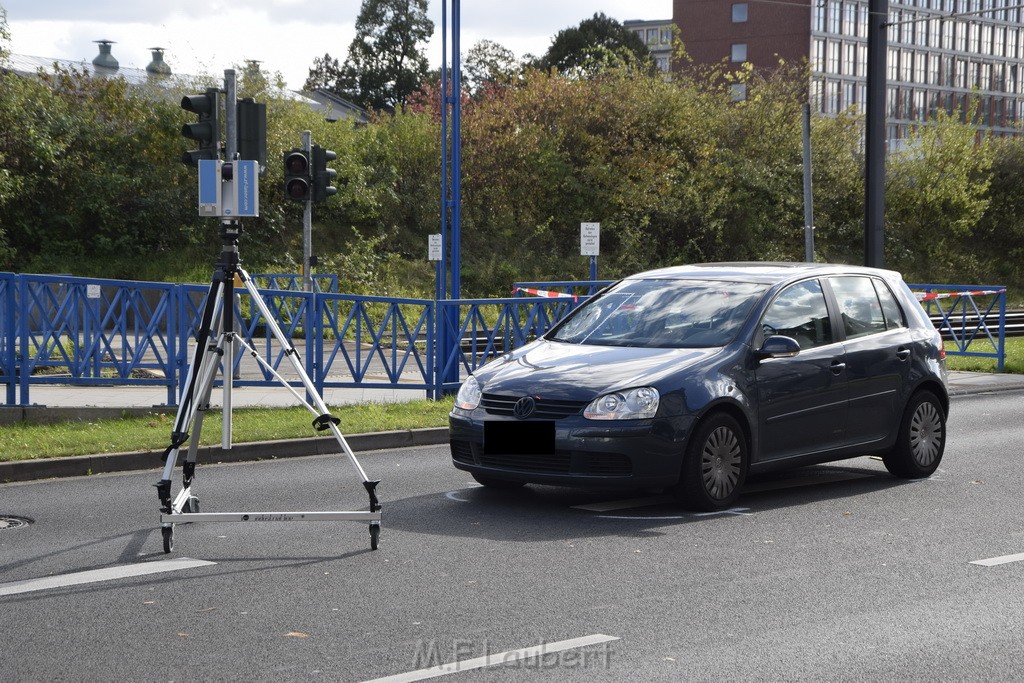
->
911, 283, 1007, 371
0, 272, 1011, 406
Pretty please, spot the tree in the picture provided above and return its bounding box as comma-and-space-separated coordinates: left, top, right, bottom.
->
305, 0, 433, 111
464, 39, 520, 97
535, 12, 652, 75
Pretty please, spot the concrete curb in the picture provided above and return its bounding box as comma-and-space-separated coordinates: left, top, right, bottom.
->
0, 427, 449, 483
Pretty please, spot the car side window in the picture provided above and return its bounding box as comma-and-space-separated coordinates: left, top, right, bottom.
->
873, 279, 907, 330
761, 279, 833, 349
830, 276, 887, 339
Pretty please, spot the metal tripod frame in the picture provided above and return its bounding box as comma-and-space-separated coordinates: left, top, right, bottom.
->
154, 221, 381, 553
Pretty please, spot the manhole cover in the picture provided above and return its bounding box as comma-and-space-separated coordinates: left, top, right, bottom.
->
0, 515, 33, 530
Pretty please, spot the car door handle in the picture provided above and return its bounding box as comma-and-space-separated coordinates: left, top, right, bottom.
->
830, 360, 846, 374
896, 347, 911, 361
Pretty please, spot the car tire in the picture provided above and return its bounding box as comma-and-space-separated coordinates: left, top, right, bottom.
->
883, 390, 946, 478
675, 412, 748, 512
471, 474, 527, 489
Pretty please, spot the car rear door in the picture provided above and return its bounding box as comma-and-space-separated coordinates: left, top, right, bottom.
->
825, 275, 913, 449
754, 278, 848, 461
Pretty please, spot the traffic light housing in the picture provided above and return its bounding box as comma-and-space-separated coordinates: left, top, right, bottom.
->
236, 98, 267, 175
180, 88, 220, 166
283, 149, 311, 201
312, 145, 337, 203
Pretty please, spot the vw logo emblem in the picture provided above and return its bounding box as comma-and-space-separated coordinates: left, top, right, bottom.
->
512, 396, 536, 419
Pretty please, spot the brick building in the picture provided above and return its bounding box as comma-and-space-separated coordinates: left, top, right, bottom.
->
674, 0, 1024, 138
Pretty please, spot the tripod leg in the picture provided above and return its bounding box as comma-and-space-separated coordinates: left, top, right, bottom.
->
156, 275, 226, 552
237, 267, 382, 547
237, 267, 373, 482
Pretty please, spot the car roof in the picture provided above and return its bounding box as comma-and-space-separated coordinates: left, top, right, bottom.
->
628, 262, 905, 285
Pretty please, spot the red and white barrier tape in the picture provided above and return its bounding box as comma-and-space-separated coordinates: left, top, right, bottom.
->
915, 288, 1006, 302
512, 286, 578, 302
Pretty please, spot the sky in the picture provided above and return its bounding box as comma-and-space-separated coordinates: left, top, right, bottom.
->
2, 1, 672, 90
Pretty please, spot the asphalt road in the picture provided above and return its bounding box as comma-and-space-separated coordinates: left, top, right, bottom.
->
2, 390, 1024, 682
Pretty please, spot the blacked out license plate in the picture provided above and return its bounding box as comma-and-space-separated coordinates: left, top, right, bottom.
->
484, 421, 555, 456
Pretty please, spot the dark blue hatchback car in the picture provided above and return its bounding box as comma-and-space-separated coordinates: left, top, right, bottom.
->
448, 263, 949, 511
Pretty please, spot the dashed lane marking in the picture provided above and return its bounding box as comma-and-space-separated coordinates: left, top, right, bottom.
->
971, 552, 1024, 567
361, 633, 620, 683
0, 558, 217, 597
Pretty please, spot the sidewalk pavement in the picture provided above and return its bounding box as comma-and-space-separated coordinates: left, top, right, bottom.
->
2, 371, 1022, 483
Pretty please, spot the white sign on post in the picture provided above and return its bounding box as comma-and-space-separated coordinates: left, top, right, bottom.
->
428, 233, 443, 261
581, 222, 600, 256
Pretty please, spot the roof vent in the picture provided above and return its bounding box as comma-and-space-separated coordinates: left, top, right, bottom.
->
146, 47, 172, 76
92, 40, 119, 70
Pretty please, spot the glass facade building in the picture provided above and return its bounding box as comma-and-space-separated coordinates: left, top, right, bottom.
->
675, 0, 1024, 139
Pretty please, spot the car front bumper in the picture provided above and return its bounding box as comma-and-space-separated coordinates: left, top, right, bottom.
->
448, 411, 695, 490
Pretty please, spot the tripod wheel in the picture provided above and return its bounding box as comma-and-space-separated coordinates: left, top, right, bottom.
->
162, 526, 174, 553
369, 524, 380, 551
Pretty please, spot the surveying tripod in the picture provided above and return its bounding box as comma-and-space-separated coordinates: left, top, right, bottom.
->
155, 221, 381, 553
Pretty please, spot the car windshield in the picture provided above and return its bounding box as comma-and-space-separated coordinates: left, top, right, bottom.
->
547, 278, 766, 348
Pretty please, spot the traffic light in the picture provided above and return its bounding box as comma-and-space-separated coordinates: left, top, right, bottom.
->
283, 149, 311, 201
311, 145, 337, 203
236, 98, 267, 175
180, 88, 220, 166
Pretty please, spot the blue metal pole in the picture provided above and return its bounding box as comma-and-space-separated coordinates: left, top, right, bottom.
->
451, 0, 462, 301
3, 274, 14, 405
436, 0, 449, 399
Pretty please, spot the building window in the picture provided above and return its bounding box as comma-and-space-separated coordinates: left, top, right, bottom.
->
843, 42, 856, 76
825, 79, 840, 113
731, 43, 748, 63
842, 80, 856, 110
730, 83, 747, 102
660, 28, 672, 45
844, 2, 858, 37
647, 28, 659, 45
828, 0, 842, 34
732, 3, 748, 22
812, 39, 826, 72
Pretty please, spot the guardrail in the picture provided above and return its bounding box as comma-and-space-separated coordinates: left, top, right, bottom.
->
0, 273, 1010, 406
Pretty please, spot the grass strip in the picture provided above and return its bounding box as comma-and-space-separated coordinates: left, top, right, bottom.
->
944, 336, 1024, 374
1, 398, 454, 462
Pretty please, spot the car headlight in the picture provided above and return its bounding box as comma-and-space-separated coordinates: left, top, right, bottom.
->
584, 387, 660, 420
454, 375, 482, 410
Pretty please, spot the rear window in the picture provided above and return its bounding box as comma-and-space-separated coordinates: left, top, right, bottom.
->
830, 276, 890, 339
547, 279, 766, 348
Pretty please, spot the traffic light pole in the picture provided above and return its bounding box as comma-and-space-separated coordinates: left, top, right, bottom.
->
302, 130, 313, 293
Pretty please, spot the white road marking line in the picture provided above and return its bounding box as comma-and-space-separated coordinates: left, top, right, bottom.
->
361, 634, 620, 683
0, 558, 216, 597
572, 495, 673, 512
971, 552, 1024, 567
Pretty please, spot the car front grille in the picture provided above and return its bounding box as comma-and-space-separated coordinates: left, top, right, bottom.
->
585, 452, 633, 476
450, 439, 475, 464
467, 448, 632, 477
481, 393, 588, 419
478, 450, 572, 472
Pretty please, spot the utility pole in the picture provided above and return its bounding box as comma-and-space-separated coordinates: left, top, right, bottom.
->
864, 0, 888, 268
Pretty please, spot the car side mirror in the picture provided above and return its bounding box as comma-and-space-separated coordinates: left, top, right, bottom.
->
755, 335, 801, 360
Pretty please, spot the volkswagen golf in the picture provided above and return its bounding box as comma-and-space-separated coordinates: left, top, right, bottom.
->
448, 263, 949, 511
